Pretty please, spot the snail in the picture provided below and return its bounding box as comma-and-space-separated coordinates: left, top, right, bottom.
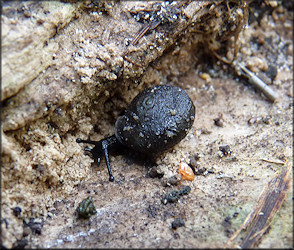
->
77, 85, 195, 181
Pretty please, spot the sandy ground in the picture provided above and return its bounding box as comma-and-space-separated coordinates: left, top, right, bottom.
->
29, 50, 293, 248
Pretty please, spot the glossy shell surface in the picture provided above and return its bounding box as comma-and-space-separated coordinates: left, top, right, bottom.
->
115, 85, 195, 155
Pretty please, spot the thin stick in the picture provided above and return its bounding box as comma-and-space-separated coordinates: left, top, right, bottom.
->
237, 63, 279, 102
225, 161, 292, 248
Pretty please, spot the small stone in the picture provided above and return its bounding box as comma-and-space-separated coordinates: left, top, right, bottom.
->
148, 166, 164, 178
161, 174, 182, 186
214, 117, 224, 127
12, 207, 22, 217
218, 145, 231, 156
77, 196, 97, 219
200, 72, 211, 82
171, 218, 185, 229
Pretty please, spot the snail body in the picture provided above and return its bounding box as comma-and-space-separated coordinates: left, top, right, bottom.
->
77, 85, 195, 181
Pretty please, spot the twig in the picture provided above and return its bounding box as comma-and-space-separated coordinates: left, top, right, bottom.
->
237, 63, 279, 102
261, 158, 285, 165
122, 21, 161, 68
225, 161, 292, 248
131, 21, 160, 46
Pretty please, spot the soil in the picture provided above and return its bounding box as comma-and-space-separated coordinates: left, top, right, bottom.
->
28, 69, 293, 249
30, 7, 293, 247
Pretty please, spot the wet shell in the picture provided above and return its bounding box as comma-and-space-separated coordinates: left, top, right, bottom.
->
115, 85, 195, 155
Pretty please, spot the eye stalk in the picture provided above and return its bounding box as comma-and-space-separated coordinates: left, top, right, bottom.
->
76, 136, 117, 182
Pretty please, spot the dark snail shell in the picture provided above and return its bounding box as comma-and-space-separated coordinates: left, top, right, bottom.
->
115, 85, 195, 155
